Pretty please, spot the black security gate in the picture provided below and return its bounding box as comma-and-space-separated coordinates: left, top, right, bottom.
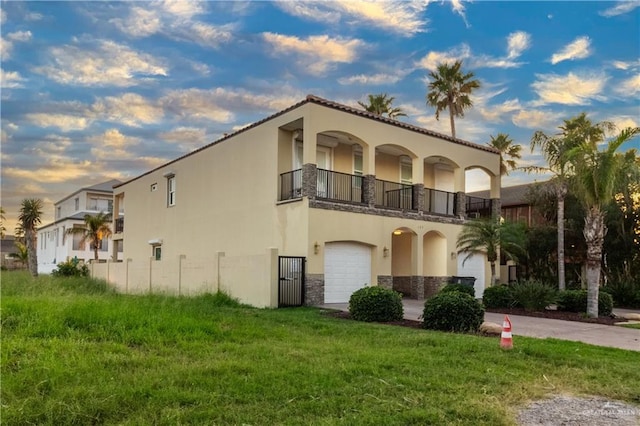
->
279, 256, 305, 307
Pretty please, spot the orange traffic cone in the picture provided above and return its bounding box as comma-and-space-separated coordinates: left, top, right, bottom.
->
500, 315, 513, 350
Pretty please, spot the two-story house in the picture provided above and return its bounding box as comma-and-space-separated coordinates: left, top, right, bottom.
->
101, 95, 501, 307
37, 179, 122, 274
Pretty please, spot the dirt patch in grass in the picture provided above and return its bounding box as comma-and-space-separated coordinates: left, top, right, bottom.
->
486, 308, 626, 326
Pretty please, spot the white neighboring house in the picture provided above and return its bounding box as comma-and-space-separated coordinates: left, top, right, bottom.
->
37, 180, 122, 274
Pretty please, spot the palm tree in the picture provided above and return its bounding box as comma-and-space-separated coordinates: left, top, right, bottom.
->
569, 126, 640, 317
0, 206, 6, 239
456, 219, 526, 285
488, 133, 522, 176
426, 60, 480, 139
66, 212, 113, 261
357, 93, 407, 119
527, 113, 614, 291
18, 198, 43, 277
9, 241, 29, 269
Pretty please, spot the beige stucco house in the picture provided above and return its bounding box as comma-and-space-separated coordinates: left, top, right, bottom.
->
98, 95, 501, 307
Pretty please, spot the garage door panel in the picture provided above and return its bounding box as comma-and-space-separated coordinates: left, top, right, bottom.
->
324, 242, 371, 304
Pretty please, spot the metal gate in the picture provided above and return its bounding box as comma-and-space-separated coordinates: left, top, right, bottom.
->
279, 256, 305, 307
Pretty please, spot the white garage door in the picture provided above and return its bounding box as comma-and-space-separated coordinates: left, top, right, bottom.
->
457, 253, 485, 298
324, 242, 371, 303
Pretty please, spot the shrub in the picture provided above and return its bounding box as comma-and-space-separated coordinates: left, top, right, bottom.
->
603, 278, 640, 308
510, 279, 557, 312
349, 286, 404, 322
52, 259, 90, 278
422, 292, 484, 333
482, 285, 513, 309
557, 290, 614, 316
440, 283, 475, 297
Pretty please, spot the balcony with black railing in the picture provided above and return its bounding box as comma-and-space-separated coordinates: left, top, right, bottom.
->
465, 196, 493, 219
316, 169, 363, 203
375, 179, 414, 210
424, 188, 456, 216
279, 169, 302, 201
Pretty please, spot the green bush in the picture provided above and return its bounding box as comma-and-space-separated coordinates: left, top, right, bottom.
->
482, 285, 513, 309
349, 286, 404, 322
52, 259, 89, 278
557, 290, 614, 316
510, 279, 557, 312
440, 283, 475, 297
422, 292, 484, 333
602, 278, 640, 308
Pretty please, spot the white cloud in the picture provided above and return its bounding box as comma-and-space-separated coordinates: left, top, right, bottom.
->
507, 31, 531, 59
1, 9, 6, 24
1, 68, 26, 88
25, 113, 91, 131
263, 32, 364, 75
607, 116, 639, 132
550, 36, 591, 64
189, 61, 210, 75
599, 1, 640, 17
4, 159, 98, 183
160, 89, 235, 122
34, 39, 168, 87
478, 99, 522, 123
614, 74, 640, 97
89, 129, 140, 159
417, 44, 472, 71
7, 31, 33, 42
338, 72, 404, 85
34, 135, 72, 155
531, 72, 607, 106
159, 126, 208, 151
276, 1, 429, 36
92, 93, 164, 127
111, 7, 161, 37
1, 36, 13, 59
511, 109, 564, 130
449, 0, 470, 28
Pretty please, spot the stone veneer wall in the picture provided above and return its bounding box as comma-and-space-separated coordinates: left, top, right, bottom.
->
305, 274, 324, 306
424, 276, 450, 298
377, 275, 393, 290
411, 276, 425, 299
392, 276, 412, 296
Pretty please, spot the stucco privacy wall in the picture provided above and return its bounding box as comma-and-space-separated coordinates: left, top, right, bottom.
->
90, 248, 279, 307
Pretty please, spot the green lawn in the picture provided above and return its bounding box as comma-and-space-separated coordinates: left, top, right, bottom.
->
2, 271, 639, 425
621, 323, 640, 330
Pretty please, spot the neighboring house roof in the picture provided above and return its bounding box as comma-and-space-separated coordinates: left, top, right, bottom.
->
114, 94, 500, 189
56, 179, 122, 205
38, 213, 88, 231
469, 181, 550, 207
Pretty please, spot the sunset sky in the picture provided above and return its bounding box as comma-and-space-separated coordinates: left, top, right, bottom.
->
1, 1, 639, 232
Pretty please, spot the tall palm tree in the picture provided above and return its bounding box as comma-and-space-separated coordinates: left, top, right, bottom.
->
0, 206, 6, 239
66, 212, 113, 261
527, 113, 614, 291
426, 60, 480, 139
18, 198, 43, 277
488, 133, 522, 176
357, 93, 407, 119
456, 219, 526, 285
569, 126, 640, 317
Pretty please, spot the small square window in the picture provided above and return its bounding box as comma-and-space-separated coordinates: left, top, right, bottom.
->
151, 183, 158, 192
154, 246, 162, 261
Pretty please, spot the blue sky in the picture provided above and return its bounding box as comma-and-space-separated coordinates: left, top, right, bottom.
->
1, 1, 639, 230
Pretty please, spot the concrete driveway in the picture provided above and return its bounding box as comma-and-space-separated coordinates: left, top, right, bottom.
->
319, 299, 640, 352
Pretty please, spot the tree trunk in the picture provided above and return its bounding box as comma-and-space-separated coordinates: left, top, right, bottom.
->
584, 207, 606, 318
490, 261, 496, 285
94, 240, 99, 261
556, 183, 567, 291
449, 104, 456, 138
26, 228, 38, 277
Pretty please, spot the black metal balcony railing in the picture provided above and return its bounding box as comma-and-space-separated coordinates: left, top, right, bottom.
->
279, 169, 302, 201
465, 196, 492, 219
115, 217, 124, 233
424, 188, 456, 216
375, 179, 414, 210
316, 169, 364, 203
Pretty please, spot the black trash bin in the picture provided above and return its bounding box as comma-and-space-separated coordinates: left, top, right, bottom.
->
449, 276, 476, 287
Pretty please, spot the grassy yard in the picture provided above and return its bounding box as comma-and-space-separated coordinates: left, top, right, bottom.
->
621, 323, 640, 330
2, 271, 639, 425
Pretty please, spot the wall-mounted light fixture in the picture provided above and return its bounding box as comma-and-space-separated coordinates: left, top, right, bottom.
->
314, 241, 320, 254
393, 230, 402, 235
383, 246, 389, 257
450, 251, 456, 260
